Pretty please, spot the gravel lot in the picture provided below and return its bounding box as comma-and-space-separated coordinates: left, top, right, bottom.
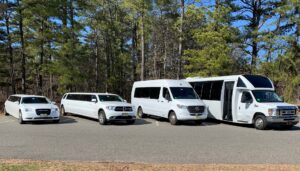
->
0, 114, 300, 164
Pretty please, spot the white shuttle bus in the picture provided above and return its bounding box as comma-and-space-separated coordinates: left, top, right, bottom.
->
131, 79, 208, 125
186, 75, 299, 130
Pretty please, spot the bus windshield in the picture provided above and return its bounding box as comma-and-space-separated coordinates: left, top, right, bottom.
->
251, 90, 283, 103
98, 95, 123, 102
22, 97, 49, 104
170, 87, 199, 99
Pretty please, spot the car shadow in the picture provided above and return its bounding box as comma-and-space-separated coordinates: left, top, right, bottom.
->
217, 120, 300, 131
144, 115, 220, 126
29, 116, 77, 125
67, 114, 151, 126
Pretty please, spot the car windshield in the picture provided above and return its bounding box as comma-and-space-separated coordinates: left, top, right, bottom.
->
98, 95, 123, 102
22, 97, 49, 104
251, 90, 283, 103
170, 87, 199, 99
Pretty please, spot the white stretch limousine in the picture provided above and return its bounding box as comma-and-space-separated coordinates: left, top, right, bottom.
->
4, 95, 60, 124
60, 93, 136, 125
131, 79, 208, 125
187, 75, 299, 130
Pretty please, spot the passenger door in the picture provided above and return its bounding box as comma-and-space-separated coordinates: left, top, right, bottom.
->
157, 87, 172, 118
12, 97, 21, 118
237, 91, 254, 123
86, 95, 99, 119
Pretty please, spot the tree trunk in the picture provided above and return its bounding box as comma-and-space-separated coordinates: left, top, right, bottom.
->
140, 13, 145, 81
18, 0, 26, 94
177, 0, 184, 79
4, 3, 16, 94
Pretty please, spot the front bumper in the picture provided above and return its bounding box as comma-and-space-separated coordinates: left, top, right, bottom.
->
266, 115, 299, 125
176, 109, 208, 120
22, 110, 60, 121
106, 110, 136, 121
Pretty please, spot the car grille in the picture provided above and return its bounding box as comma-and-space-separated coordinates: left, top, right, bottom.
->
114, 106, 133, 112
187, 106, 205, 113
278, 109, 297, 116
35, 109, 51, 115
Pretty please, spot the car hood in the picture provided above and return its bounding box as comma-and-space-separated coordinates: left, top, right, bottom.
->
257, 102, 298, 109
173, 99, 205, 106
99, 101, 132, 107
20, 103, 58, 109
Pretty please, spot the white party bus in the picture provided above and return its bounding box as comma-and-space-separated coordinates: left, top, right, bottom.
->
60, 93, 136, 125
186, 75, 299, 130
4, 95, 60, 124
131, 79, 208, 125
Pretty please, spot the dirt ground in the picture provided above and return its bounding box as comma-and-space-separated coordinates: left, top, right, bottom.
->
1, 160, 300, 171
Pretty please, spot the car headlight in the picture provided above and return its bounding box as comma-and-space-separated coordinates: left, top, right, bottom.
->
106, 106, 115, 110
177, 104, 187, 109
268, 108, 277, 116
53, 108, 58, 112
24, 108, 32, 112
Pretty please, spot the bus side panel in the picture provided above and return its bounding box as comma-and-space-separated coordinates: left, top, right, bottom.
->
203, 100, 223, 120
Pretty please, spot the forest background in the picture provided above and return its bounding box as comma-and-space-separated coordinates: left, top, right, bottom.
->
0, 0, 299, 104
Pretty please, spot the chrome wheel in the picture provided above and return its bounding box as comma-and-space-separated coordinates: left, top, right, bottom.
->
169, 112, 178, 125
98, 111, 107, 125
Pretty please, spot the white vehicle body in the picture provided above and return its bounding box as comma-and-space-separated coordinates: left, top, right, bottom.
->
60, 93, 136, 123
4, 94, 60, 123
131, 79, 208, 123
186, 75, 299, 129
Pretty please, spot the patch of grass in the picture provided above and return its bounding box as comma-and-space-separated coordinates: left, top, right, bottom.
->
1, 160, 300, 171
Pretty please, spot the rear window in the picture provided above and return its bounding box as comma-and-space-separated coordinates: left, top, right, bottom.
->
243, 75, 273, 88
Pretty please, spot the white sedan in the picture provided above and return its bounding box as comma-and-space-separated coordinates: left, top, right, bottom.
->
4, 94, 60, 124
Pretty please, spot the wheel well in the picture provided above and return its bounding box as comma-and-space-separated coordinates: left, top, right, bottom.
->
98, 108, 104, 114
252, 112, 265, 123
168, 110, 175, 118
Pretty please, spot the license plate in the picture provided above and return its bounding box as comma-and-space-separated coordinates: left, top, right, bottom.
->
41, 114, 48, 117
122, 113, 128, 116
195, 114, 200, 119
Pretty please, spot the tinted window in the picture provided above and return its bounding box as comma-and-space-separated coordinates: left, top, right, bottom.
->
163, 87, 171, 100
193, 82, 203, 99
22, 97, 49, 104
237, 78, 246, 87
202, 82, 212, 100
99, 95, 122, 102
210, 81, 223, 100
66, 94, 93, 101
241, 92, 253, 103
252, 90, 283, 103
243, 75, 272, 88
134, 87, 160, 99
170, 87, 198, 99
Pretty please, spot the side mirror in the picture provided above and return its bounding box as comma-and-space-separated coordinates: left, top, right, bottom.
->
280, 96, 284, 102
123, 100, 127, 103
51, 101, 56, 105
91, 98, 97, 103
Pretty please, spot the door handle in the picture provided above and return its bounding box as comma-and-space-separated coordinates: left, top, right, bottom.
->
239, 106, 240, 110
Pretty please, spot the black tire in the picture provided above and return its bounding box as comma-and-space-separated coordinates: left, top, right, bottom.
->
4, 108, 9, 116
169, 111, 178, 125
137, 107, 144, 118
195, 120, 202, 125
53, 120, 60, 123
254, 115, 267, 130
61, 106, 67, 116
19, 111, 24, 124
98, 110, 107, 125
126, 120, 135, 125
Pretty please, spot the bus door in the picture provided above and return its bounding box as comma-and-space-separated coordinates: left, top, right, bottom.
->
223, 81, 234, 121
